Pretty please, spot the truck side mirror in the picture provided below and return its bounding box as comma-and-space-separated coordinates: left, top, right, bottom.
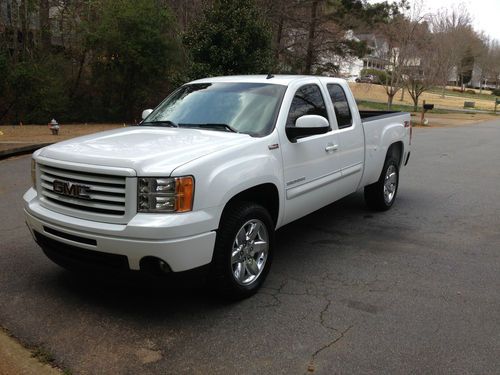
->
286, 115, 330, 143
141, 109, 153, 120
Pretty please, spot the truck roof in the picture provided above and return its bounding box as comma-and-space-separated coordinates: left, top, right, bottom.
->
190, 75, 346, 86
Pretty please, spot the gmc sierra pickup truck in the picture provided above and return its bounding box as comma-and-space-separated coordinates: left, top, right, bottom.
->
24, 75, 411, 299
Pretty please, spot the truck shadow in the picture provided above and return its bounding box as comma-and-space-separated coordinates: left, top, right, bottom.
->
41, 191, 379, 317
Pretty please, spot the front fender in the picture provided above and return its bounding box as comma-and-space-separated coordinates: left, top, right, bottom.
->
171, 138, 285, 229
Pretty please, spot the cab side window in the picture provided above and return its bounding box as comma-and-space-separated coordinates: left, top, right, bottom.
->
286, 84, 328, 128
327, 84, 352, 129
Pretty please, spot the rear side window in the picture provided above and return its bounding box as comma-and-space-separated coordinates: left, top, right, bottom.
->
286, 84, 328, 127
327, 84, 352, 129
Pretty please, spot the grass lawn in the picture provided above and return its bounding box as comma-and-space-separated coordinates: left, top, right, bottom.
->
427, 87, 497, 102
350, 82, 498, 112
356, 100, 453, 114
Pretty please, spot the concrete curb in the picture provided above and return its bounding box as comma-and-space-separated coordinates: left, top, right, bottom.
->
0, 143, 52, 160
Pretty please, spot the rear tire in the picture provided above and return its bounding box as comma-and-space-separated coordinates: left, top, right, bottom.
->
211, 201, 274, 300
364, 157, 399, 211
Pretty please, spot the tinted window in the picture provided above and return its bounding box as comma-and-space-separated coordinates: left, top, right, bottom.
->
286, 84, 328, 127
327, 84, 352, 129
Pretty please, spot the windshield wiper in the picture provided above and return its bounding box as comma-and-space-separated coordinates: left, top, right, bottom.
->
178, 123, 238, 133
141, 120, 178, 128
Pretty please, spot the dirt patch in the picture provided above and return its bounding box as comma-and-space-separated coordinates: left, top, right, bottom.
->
0, 111, 497, 149
0, 124, 123, 144
0, 327, 61, 375
417, 113, 499, 128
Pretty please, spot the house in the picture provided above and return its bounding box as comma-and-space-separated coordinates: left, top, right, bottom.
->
337, 32, 390, 78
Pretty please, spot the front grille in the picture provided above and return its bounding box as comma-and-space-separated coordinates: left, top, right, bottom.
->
38, 163, 131, 221
35, 231, 129, 271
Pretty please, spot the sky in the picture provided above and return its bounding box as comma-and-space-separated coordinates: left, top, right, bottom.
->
368, 0, 500, 42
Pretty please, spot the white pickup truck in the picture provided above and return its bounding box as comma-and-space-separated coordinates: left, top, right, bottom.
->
24, 75, 411, 299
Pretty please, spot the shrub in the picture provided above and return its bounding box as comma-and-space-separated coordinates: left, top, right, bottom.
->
492, 88, 500, 96
465, 89, 476, 94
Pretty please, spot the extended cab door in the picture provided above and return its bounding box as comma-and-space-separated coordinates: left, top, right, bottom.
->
279, 81, 346, 224
325, 82, 364, 192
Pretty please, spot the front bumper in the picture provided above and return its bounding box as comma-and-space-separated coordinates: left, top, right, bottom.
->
24, 188, 218, 272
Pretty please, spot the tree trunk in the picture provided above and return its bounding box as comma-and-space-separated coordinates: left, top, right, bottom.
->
275, 13, 284, 60
413, 96, 419, 112
70, 51, 87, 99
304, 0, 319, 74
19, 0, 28, 58
39, 0, 51, 50
387, 94, 394, 109
399, 88, 405, 101
11, 0, 18, 63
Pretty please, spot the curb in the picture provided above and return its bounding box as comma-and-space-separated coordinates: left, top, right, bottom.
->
0, 143, 52, 160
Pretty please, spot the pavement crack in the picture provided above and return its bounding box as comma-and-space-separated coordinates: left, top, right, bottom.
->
319, 299, 338, 332
308, 325, 353, 373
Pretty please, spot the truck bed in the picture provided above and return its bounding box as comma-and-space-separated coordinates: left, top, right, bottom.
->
359, 110, 409, 122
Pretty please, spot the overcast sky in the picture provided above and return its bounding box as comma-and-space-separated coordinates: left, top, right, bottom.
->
368, 0, 500, 42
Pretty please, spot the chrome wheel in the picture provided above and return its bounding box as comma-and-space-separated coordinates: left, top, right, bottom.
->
383, 164, 398, 204
231, 219, 269, 286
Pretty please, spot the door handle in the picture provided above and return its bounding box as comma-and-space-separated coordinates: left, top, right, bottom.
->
325, 144, 339, 152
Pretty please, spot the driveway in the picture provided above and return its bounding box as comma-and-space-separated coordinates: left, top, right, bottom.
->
0, 120, 499, 374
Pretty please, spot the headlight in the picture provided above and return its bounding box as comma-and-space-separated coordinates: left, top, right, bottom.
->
31, 158, 37, 190
137, 176, 194, 213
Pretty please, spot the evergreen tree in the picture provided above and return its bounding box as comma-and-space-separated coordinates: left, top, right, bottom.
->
183, 0, 274, 78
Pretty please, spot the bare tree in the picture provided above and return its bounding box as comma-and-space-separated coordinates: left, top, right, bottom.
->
474, 37, 500, 92
430, 7, 484, 93
377, 1, 426, 109
403, 25, 441, 111
490, 42, 500, 89
259, 0, 371, 75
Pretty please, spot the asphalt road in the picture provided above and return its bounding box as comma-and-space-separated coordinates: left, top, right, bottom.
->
1, 120, 499, 375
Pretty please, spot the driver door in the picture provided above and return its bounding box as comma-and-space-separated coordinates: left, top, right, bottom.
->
280, 83, 344, 224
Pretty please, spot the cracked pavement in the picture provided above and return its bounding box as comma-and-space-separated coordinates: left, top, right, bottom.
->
1, 120, 500, 374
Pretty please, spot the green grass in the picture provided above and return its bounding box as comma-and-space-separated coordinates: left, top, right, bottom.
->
428, 88, 497, 101
356, 100, 453, 114
31, 346, 55, 365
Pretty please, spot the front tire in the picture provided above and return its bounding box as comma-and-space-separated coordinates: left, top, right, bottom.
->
364, 157, 399, 211
211, 202, 274, 300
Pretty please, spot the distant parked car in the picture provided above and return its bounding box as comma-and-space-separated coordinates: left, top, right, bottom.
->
355, 74, 379, 84
345, 75, 358, 82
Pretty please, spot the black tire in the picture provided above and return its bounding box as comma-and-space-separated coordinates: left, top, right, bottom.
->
211, 201, 274, 300
364, 156, 399, 211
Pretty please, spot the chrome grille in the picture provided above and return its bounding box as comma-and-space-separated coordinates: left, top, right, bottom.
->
38, 164, 132, 222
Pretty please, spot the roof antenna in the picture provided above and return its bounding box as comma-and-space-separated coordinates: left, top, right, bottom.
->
266, 73, 274, 79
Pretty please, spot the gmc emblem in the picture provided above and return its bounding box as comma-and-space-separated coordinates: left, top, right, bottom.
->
53, 180, 91, 199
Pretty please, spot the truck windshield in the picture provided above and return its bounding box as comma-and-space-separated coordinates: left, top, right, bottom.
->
142, 82, 286, 137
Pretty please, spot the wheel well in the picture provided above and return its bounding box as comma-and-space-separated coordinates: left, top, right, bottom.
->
222, 183, 280, 227
387, 142, 403, 167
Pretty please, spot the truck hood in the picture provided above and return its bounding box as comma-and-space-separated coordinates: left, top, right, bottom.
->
38, 126, 253, 175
